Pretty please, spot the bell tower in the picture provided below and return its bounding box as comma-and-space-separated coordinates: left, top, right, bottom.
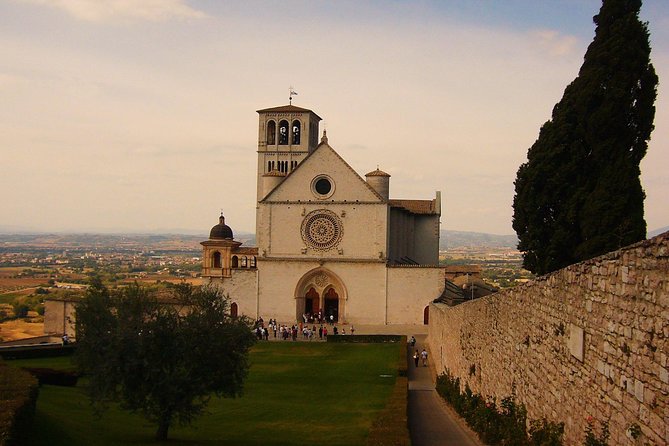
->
256, 104, 322, 201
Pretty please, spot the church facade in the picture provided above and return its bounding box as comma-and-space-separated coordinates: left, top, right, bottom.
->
201, 104, 447, 325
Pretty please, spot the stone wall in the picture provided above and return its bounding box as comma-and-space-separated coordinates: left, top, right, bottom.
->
43, 299, 77, 338
428, 233, 668, 445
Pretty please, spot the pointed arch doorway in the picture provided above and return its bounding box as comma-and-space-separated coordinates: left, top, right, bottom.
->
295, 268, 347, 323
323, 288, 339, 322
305, 287, 320, 315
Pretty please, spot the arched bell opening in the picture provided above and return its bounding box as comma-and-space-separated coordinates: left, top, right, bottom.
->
212, 252, 221, 268
292, 120, 301, 145
278, 120, 289, 145
266, 120, 276, 145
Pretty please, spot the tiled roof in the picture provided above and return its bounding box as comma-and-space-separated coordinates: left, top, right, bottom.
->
234, 247, 259, 255
443, 265, 481, 274
256, 105, 322, 120
388, 199, 437, 215
365, 168, 390, 177
263, 169, 286, 177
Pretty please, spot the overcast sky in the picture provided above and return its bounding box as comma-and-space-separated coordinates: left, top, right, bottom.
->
1, 0, 667, 236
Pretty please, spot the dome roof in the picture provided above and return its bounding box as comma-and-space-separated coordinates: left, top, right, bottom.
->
365, 167, 390, 177
210, 214, 233, 240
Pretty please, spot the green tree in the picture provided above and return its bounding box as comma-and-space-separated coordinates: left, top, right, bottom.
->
12, 301, 30, 318
75, 279, 256, 441
513, 0, 658, 275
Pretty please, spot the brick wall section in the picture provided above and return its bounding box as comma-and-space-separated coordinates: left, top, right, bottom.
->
428, 233, 668, 445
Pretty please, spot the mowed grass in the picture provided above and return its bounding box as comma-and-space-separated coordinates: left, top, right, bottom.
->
10, 342, 401, 445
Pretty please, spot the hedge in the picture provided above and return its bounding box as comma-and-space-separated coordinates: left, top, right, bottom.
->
0, 344, 76, 360
327, 334, 404, 344
21, 367, 79, 387
0, 362, 39, 446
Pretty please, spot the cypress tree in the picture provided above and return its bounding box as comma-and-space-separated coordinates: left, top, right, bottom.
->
512, 0, 658, 275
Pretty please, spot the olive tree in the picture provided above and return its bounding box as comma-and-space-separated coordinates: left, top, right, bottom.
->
75, 279, 256, 441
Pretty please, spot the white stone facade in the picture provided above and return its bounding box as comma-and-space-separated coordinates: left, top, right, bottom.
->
202, 104, 445, 325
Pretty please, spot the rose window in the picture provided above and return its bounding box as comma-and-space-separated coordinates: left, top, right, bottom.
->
301, 210, 343, 251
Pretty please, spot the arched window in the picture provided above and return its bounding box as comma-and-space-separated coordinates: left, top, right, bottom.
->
250, 256, 256, 268
230, 302, 238, 318
267, 120, 276, 145
278, 120, 289, 145
231, 256, 239, 268
292, 120, 301, 145
213, 252, 221, 268
241, 256, 247, 267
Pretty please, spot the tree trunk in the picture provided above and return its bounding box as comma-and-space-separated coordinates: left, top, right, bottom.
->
155, 418, 170, 441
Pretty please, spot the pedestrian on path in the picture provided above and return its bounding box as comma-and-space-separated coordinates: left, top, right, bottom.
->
421, 349, 428, 366
413, 350, 419, 367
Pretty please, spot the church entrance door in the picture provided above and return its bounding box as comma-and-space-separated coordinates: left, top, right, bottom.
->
305, 287, 319, 315
324, 288, 339, 322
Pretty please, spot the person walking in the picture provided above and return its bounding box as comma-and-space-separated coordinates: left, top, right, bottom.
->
413, 350, 419, 367
421, 348, 428, 367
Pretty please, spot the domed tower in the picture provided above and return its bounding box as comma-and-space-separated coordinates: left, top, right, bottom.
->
201, 213, 241, 278
365, 167, 391, 201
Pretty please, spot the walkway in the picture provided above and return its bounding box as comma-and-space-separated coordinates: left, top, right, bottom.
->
407, 335, 482, 446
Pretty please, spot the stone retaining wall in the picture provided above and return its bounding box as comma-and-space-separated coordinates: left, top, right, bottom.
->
428, 233, 668, 445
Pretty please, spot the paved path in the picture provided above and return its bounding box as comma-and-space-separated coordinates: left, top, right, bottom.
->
407, 335, 482, 446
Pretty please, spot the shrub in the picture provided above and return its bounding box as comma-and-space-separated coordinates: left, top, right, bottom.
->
584, 418, 609, 446
436, 369, 564, 445
10, 303, 29, 319
529, 418, 565, 446
0, 363, 39, 446
21, 367, 79, 387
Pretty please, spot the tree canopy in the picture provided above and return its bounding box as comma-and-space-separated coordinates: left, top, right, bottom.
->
74, 280, 256, 441
512, 0, 658, 275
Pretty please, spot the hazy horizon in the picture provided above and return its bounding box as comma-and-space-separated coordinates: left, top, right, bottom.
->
2, 1, 668, 235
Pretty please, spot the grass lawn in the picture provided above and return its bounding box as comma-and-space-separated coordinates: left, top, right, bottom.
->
8, 342, 401, 445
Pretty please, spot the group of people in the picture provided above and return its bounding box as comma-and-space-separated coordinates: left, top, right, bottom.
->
301, 311, 338, 325
253, 317, 355, 341
410, 336, 428, 367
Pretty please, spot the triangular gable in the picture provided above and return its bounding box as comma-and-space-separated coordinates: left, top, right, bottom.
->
262, 142, 384, 203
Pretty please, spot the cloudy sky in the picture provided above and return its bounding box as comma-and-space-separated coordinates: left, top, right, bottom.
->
1, 0, 667, 236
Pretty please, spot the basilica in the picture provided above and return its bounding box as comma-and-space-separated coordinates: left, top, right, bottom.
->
201, 104, 447, 325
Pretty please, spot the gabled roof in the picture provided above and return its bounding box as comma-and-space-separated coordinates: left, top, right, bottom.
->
389, 199, 438, 215
256, 105, 322, 120
260, 138, 385, 203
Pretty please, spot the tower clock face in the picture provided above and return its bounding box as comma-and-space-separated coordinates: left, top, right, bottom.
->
301, 209, 343, 251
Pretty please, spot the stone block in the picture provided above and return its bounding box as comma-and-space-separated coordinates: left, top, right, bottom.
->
634, 379, 645, 403
627, 377, 635, 395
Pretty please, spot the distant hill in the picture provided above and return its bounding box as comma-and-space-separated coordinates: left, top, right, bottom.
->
649, 226, 669, 238
440, 230, 517, 250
